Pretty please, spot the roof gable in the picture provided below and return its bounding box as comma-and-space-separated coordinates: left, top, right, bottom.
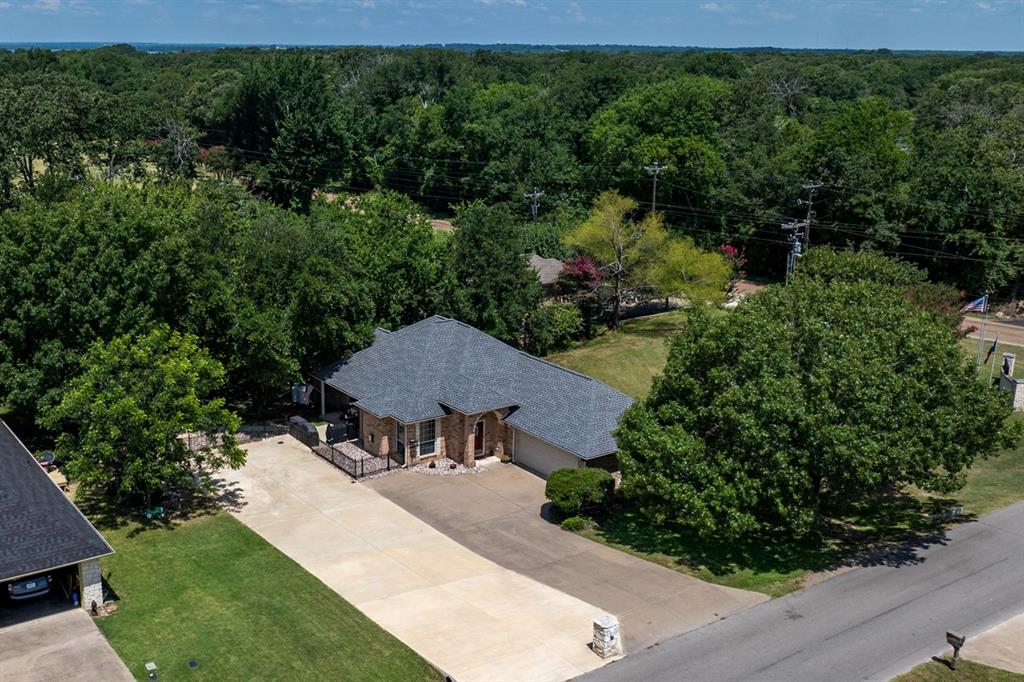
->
0, 420, 113, 581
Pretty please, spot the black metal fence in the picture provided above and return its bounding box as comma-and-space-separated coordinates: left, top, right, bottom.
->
313, 441, 400, 479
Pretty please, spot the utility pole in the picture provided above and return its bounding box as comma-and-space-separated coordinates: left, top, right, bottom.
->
797, 182, 822, 250
524, 188, 544, 223
781, 221, 803, 281
643, 161, 668, 212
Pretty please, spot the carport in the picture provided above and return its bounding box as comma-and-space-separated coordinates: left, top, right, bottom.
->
0, 420, 113, 613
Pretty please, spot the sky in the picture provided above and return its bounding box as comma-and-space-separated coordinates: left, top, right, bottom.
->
0, 0, 1021, 52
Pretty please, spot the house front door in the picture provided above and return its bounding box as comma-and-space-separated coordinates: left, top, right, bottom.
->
474, 420, 485, 458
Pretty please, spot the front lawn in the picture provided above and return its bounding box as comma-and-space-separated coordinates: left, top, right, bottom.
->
87, 506, 440, 682
893, 658, 1023, 682
547, 309, 688, 399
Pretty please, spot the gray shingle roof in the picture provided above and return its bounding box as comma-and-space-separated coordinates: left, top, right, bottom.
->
315, 316, 633, 459
0, 420, 113, 582
529, 253, 565, 286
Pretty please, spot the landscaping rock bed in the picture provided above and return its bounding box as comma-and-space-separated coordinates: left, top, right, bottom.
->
409, 458, 487, 476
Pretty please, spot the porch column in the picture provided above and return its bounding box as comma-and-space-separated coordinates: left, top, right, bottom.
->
318, 379, 326, 416
464, 414, 476, 468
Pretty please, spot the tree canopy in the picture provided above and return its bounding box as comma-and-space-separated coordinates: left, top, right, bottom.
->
616, 278, 1018, 539
41, 326, 245, 502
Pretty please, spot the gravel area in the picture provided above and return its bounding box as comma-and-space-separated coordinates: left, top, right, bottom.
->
408, 456, 504, 476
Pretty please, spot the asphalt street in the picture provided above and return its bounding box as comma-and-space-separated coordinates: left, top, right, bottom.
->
580, 502, 1024, 682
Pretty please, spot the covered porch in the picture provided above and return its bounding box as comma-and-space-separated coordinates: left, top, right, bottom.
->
317, 381, 512, 468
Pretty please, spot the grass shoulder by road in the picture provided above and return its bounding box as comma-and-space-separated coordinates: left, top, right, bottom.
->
893, 658, 1024, 682
575, 428, 1024, 598
547, 309, 688, 399
85, 501, 440, 682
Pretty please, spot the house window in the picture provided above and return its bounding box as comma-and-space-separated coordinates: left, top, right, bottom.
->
418, 419, 437, 456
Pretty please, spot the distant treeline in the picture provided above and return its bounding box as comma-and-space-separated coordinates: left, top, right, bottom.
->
1, 44, 1023, 289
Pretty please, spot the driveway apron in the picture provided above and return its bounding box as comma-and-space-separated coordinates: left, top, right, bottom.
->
0, 605, 133, 682
366, 464, 768, 653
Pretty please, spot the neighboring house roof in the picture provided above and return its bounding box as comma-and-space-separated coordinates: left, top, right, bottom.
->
315, 316, 633, 459
0, 420, 114, 582
528, 253, 564, 287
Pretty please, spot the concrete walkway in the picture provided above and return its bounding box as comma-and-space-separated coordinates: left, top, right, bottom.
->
367, 464, 767, 653
0, 606, 133, 682
220, 437, 611, 682
964, 613, 1024, 674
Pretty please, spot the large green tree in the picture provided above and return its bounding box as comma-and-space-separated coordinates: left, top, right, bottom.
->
224, 52, 348, 210
563, 190, 668, 328
439, 201, 541, 343
41, 327, 245, 504
617, 278, 1018, 539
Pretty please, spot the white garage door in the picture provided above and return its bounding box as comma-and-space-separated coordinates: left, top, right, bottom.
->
513, 430, 580, 478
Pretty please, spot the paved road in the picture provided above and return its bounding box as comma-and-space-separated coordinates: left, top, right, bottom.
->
581, 502, 1024, 682
963, 317, 1024, 346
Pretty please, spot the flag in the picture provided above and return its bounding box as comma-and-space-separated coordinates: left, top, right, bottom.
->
961, 295, 988, 313
984, 337, 998, 364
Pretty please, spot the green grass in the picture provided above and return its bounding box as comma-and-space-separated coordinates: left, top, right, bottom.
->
547, 310, 688, 399
893, 658, 1024, 682
958, 338, 1024, 379
86, 504, 440, 682
928, 412, 1024, 516
552, 310, 1024, 597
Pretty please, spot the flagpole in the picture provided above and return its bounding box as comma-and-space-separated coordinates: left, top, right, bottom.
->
989, 335, 999, 383
975, 296, 989, 367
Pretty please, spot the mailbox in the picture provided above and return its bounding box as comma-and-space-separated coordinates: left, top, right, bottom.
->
946, 631, 966, 649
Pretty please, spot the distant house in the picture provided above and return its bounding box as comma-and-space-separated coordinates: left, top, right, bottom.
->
528, 253, 564, 296
313, 315, 632, 478
0, 420, 112, 610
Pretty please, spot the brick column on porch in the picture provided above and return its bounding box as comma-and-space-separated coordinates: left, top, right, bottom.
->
464, 413, 477, 468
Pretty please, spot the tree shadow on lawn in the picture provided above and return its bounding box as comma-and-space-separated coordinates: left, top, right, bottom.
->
76, 482, 244, 539
588, 492, 973, 589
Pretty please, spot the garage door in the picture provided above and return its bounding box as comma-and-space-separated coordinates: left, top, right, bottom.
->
513, 430, 580, 478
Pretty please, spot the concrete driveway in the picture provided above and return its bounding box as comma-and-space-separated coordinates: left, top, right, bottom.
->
0, 602, 132, 682
220, 437, 611, 682
366, 464, 767, 653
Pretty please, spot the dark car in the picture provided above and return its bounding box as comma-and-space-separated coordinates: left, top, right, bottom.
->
6, 573, 52, 601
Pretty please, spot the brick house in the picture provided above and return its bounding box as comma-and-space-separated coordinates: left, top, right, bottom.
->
313, 315, 632, 478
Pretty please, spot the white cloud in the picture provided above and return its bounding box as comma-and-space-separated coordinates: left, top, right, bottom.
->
567, 0, 584, 22
22, 0, 61, 10
976, 1, 992, 8
699, 1, 734, 12
0, 1, 12, 7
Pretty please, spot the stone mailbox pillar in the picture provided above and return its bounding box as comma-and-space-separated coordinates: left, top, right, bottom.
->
1002, 352, 1016, 377
592, 613, 623, 659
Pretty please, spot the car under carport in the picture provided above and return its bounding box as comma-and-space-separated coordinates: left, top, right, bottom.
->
0, 419, 113, 613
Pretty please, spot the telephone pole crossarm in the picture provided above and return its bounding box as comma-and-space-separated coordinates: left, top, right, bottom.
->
524, 188, 544, 222
643, 161, 668, 212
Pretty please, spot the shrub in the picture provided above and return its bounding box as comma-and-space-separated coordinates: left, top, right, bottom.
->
560, 515, 588, 531
524, 302, 584, 355
545, 468, 614, 516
